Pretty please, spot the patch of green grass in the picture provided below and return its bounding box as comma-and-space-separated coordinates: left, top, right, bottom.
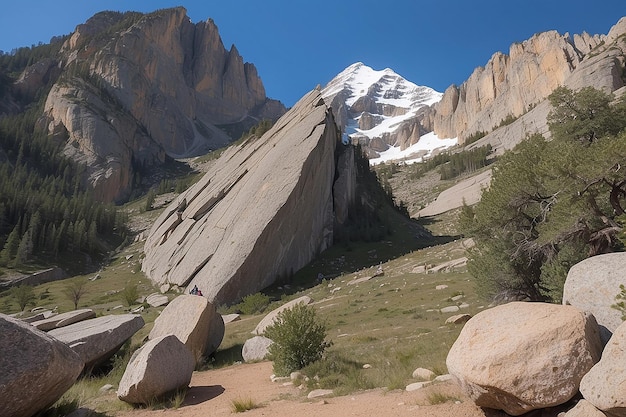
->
427, 391, 460, 405
230, 396, 261, 413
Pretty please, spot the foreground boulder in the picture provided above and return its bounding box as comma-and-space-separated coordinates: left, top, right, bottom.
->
142, 89, 353, 307
31, 308, 96, 331
580, 320, 626, 416
563, 252, 626, 343
446, 302, 602, 416
149, 295, 223, 362
48, 314, 144, 372
117, 335, 195, 404
253, 295, 312, 335
0, 313, 83, 417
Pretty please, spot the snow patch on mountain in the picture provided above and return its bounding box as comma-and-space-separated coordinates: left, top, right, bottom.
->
321, 62, 457, 164
369, 132, 458, 165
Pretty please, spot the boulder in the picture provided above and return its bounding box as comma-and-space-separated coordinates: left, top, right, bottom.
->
48, 314, 145, 372
242, 336, 273, 362
0, 313, 83, 417
563, 399, 606, 417
146, 292, 169, 308
253, 296, 312, 335
117, 335, 195, 405
446, 302, 602, 416
580, 320, 626, 415
222, 313, 241, 324
148, 295, 224, 362
563, 252, 626, 344
142, 90, 347, 307
412, 368, 436, 381
445, 314, 472, 324
31, 308, 96, 331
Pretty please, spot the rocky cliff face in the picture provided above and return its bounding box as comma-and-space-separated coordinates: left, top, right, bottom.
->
431, 16, 626, 146
142, 89, 355, 306
38, 7, 286, 202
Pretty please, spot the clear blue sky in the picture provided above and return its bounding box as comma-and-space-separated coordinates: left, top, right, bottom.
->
1, 1, 624, 107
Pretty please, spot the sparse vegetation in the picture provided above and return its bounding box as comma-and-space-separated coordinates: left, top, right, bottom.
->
264, 303, 332, 376
10, 284, 36, 311
63, 278, 88, 310
230, 396, 261, 413
612, 284, 626, 321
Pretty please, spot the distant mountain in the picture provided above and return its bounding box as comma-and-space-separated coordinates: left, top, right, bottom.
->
321, 62, 448, 161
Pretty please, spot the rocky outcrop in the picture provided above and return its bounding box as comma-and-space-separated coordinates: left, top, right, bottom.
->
117, 335, 195, 405
31, 308, 96, 331
39, 7, 286, 202
563, 252, 626, 344
0, 313, 83, 417
446, 302, 602, 416
148, 294, 224, 362
431, 16, 626, 147
142, 90, 353, 306
48, 314, 145, 372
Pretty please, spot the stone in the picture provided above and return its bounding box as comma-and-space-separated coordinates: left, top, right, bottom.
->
0, 313, 83, 417
307, 389, 334, 399
222, 313, 241, 324
253, 296, 312, 335
445, 314, 472, 324
563, 399, 605, 417
242, 336, 273, 362
563, 252, 626, 344
48, 314, 145, 373
406, 381, 432, 392
146, 292, 169, 308
435, 285, 448, 290
420, 170, 492, 217
446, 302, 602, 416
142, 90, 350, 307
440, 306, 459, 313
31, 308, 96, 331
117, 335, 195, 405
579, 320, 626, 415
434, 374, 454, 383
412, 368, 436, 380
148, 294, 223, 363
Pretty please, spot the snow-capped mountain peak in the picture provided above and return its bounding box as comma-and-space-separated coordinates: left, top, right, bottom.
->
321, 62, 455, 164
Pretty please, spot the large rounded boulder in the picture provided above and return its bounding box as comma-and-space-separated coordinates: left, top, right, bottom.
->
446, 302, 602, 416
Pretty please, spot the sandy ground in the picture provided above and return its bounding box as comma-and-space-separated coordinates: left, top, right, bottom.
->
113, 361, 505, 417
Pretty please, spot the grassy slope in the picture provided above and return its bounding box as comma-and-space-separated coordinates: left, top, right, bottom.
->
0, 159, 480, 414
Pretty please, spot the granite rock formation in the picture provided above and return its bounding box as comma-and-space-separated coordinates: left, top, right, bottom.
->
142, 90, 353, 306
36, 7, 286, 202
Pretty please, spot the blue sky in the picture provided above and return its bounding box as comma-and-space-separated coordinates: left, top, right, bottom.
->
1, 1, 624, 107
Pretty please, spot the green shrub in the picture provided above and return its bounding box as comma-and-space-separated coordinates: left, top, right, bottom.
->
264, 303, 332, 376
239, 292, 270, 315
612, 284, 626, 321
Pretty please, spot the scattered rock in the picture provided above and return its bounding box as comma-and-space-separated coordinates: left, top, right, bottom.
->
222, 313, 241, 324
406, 381, 432, 391
159, 284, 170, 294
434, 374, 454, 383
0, 313, 83, 417
445, 314, 472, 324
440, 306, 459, 313
308, 389, 334, 399
146, 293, 169, 308
579, 320, 626, 415
48, 314, 145, 373
563, 399, 605, 417
117, 335, 195, 405
412, 368, 435, 380
99, 384, 115, 393
31, 308, 96, 331
149, 294, 223, 363
253, 296, 312, 335
242, 336, 273, 362
435, 285, 448, 290
446, 302, 602, 416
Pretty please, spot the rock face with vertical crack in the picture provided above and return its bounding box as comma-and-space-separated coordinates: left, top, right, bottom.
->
142, 89, 354, 306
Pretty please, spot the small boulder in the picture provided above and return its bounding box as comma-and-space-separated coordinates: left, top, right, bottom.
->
242, 336, 273, 362
31, 308, 96, 331
222, 313, 241, 324
253, 296, 311, 335
580, 320, 626, 415
0, 313, 83, 417
48, 314, 145, 373
149, 294, 224, 362
146, 292, 169, 307
445, 314, 472, 324
446, 302, 602, 416
412, 367, 436, 380
117, 335, 195, 404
